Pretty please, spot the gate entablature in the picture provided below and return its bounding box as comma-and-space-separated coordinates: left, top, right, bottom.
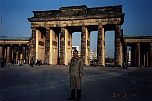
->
28, 5, 124, 28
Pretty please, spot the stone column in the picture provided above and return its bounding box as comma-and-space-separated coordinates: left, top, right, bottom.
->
45, 28, 50, 65
36, 29, 46, 63
97, 23, 105, 66
146, 52, 148, 67
49, 28, 59, 65
0, 46, 2, 58
27, 44, 31, 64
81, 26, 90, 65
81, 26, 86, 64
60, 28, 66, 65
136, 43, 140, 67
30, 27, 37, 60
12, 45, 14, 61
9, 45, 13, 62
123, 44, 127, 63
150, 43, 152, 67
6, 46, 10, 63
60, 27, 72, 65
36, 30, 39, 61
4, 46, 7, 59
23, 46, 26, 63
114, 25, 123, 66
25, 44, 29, 64
143, 54, 146, 67
16, 52, 18, 64
131, 45, 136, 66
18, 45, 23, 60
65, 28, 72, 65
86, 28, 90, 65
24, 46, 26, 63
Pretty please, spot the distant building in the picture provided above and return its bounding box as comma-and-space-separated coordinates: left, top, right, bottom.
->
90, 50, 97, 60
72, 46, 97, 60
72, 46, 79, 51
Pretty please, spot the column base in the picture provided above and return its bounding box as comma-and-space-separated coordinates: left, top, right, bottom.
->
114, 65, 122, 67
97, 64, 105, 67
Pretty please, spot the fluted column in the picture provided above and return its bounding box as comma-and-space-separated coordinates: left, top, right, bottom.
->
114, 25, 123, 66
131, 45, 136, 66
49, 28, 59, 65
26, 44, 30, 64
3, 45, 7, 59
60, 28, 66, 65
81, 26, 86, 63
37, 28, 46, 63
45, 28, 50, 64
3, 46, 7, 59
60, 27, 72, 65
24, 46, 27, 63
81, 26, 90, 65
146, 52, 148, 67
150, 43, 152, 67
65, 28, 72, 65
16, 51, 18, 64
123, 44, 127, 64
27, 44, 31, 64
6, 46, 10, 63
20, 45, 24, 60
11, 45, 15, 62
136, 43, 140, 67
10, 45, 13, 62
0, 46, 2, 58
30, 27, 37, 60
23, 46, 26, 63
36, 30, 39, 61
97, 23, 105, 66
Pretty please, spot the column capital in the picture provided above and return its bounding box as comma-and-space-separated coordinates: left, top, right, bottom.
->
46, 27, 51, 30
61, 27, 66, 31
137, 42, 140, 46
115, 24, 121, 27
98, 22, 103, 26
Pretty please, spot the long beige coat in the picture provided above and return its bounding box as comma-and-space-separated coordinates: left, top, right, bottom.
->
69, 57, 84, 89
69, 57, 84, 77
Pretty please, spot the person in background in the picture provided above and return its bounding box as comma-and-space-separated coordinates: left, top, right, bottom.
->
30, 58, 34, 67
11, 59, 15, 66
0, 58, 4, 68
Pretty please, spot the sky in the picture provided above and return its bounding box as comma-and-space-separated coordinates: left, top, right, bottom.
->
0, 0, 152, 57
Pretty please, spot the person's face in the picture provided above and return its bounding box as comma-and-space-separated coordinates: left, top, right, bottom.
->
73, 51, 78, 58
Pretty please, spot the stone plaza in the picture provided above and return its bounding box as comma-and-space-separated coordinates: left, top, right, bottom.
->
0, 65, 152, 101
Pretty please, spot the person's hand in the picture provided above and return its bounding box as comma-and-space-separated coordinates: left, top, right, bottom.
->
68, 61, 71, 65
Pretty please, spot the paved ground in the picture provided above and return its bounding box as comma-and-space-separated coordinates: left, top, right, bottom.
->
0, 64, 152, 101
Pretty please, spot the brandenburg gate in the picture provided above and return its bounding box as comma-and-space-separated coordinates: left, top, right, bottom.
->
28, 5, 125, 66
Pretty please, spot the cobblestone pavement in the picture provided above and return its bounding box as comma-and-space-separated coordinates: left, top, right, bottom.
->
0, 64, 152, 101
